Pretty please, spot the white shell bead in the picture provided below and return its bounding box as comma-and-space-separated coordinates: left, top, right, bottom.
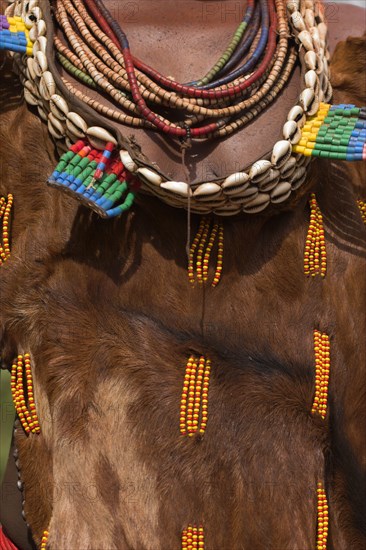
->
136, 167, 162, 186
286, 0, 300, 14
287, 105, 305, 127
26, 58, 36, 80
120, 150, 137, 172
214, 207, 241, 217
317, 22, 327, 43
304, 50, 317, 70
67, 111, 88, 132
223, 172, 250, 188
36, 36, 47, 54
24, 88, 38, 106
283, 120, 301, 144
48, 113, 65, 139
24, 79, 38, 96
193, 183, 221, 199
258, 169, 280, 192
29, 25, 38, 42
49, 94, 69, 119
271, 140, 292, 168
304, 69, 317, 89
161, 182, 192, 197
298, 30, 313, 51
304, 9, 315, 28
86, 126, 117, 147
37, 19, 46, 36
270, 182, 292, 204
291, 11, 306, 32
249, 159, 272, 182
34, 51, 47, 77
310, 27, 321, 52
39, 71, 56, 101
37, 104, 48, 122
299, 87, 315, 112
243, 193, 270, 214
280, 156, 297, 179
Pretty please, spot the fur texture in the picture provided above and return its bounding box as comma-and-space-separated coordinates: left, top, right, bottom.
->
0, 22, 365, 550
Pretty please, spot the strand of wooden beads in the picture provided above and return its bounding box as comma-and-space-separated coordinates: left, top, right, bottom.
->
40, 530, 49, 550
180, 356, 195, 436
182, 524, 205, 549
212, 223, 224, 288
316, 482, 329, 550
200, 359, 211, 435
202, 223, 218, 283
188, 219, 224, 286
188, 220, 206, 285
180, 356, 211, 436
304, 194, 327, 278
357, 199, 366, 225
0, 193, 13, 265
311, 331, 330, 420
196, 220, 210, 283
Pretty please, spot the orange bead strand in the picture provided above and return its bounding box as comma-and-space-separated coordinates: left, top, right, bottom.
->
0, 193, 13, 266
357, 199, 366, 225
180, 356, 211, 437
188, 218, 224, 286
182, 524, 205, 550
40, 530, 49, 550
311, 331, 330, 420
304, 194, 327, 278
316, 482, 329, 550
10, 354, 41, 435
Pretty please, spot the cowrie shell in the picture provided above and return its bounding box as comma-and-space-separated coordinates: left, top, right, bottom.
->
271, 140, 292, 168
298, 30, 313, 51
39, 71, 55, 101
270, 182, 292, 204
304, 50, 317, 70
287, 105, 305, 127
283, 120, 301, 144
193, 183, 222, 200
258, 169, 280, 192
161, 181, 192, 197
229, 186, 258, 204
37, 19, 46, 36
49, 94, 69, 120
24, 88, 38, 106
26, 57, 37, 80
222, 172, 250, 195
48, 113, 65, 139
136, 167, 162, 187
280, 156, 297, 179
66, 112, 87, 138
304, 9, 315, 28
249, 159, 272, 183
34, 51, 48, 77
120, 150, 137, 172
86, 126, 117, 149
243, 193, 270, 214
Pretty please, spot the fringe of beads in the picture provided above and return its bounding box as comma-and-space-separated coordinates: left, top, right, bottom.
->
40, 530, 49, 550
11, 354, 41, 435
304, 194, 327, 278
311, 330, 330, 420
316, 482, 329, 550
0, 193, 13, 266
48, 140, 139, 218
357, 199, 366, 225
182, 525, 205, 549
188, 218, 223, 287
180, 356, 211, 437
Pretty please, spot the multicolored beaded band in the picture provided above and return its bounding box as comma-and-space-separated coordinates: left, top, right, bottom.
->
47, 140, 139, 218
304, 194, 327, 278
294, 103, 366, 161
316, 482, 329, 550
188, 219, 224, 287
181, 524, 205, 549
357, 200, 366, 225
10, 354, 41, 435
0, 14, 33, 55
180, 356, 211, 437
311, 330, 330, 420
0, 194, 13, 266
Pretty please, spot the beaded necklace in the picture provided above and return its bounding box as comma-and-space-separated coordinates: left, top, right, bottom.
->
2, 0, 365, 218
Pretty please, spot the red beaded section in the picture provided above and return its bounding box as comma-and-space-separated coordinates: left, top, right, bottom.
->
10, 354, 41, 435
316, 482, 329, 550
304, 194, 327, 278
188, 218, 224, 287
40, 530, 49, 550
0, 193, 13, 266
180, 356, 211, 437
181, 524, 205, 549
312, 331, 330, 420
357, 199, 366, 225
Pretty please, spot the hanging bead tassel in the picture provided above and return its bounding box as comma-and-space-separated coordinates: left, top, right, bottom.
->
293, 103, 366, 161
311, 331, 330, 420
188, 218, 224, 287
40, 530, 49, 550
48, 140, 138, 218
357, 200, 366, 225
182, 524, 205, 549
0, 193, 13, 266
180, 356, 211, 437
304, 194, 327, 278
10, 354, 41, 435
316, 482, 329, 550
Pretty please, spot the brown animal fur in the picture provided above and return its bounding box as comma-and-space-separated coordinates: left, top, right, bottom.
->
0, 13, 366, 550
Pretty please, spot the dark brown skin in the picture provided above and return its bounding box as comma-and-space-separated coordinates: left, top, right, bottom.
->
0, 1, 366, 548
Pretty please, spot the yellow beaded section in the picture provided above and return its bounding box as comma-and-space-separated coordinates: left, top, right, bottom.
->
304, 194, 327, 278
316, 482, 329, 550
357, 200, 366, 225
182, 524, 205, 549
180, 356, 211, 437
293, 103, 331, 157
312, 331, 330, 420
10, 354, 41, 435
0, 194, 13, 266
6, 16, 34, 56
188, 218, 224, 287
40, 530, 49, 550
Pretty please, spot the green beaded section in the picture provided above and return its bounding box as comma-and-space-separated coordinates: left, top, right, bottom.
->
196, 21, 248, 86
56, 52, 97, 89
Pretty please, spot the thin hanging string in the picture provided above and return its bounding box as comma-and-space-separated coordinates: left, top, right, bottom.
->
181, 126, 193, 259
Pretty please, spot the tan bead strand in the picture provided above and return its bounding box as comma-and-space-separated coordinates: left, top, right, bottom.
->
316, 481, 329, 550
180, 356, 211, 437
182, 525, 205, 549
304, 194, 327, 278
188, 218, 224, 287
311, 330, 330, 420
0, 193, 13, 265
